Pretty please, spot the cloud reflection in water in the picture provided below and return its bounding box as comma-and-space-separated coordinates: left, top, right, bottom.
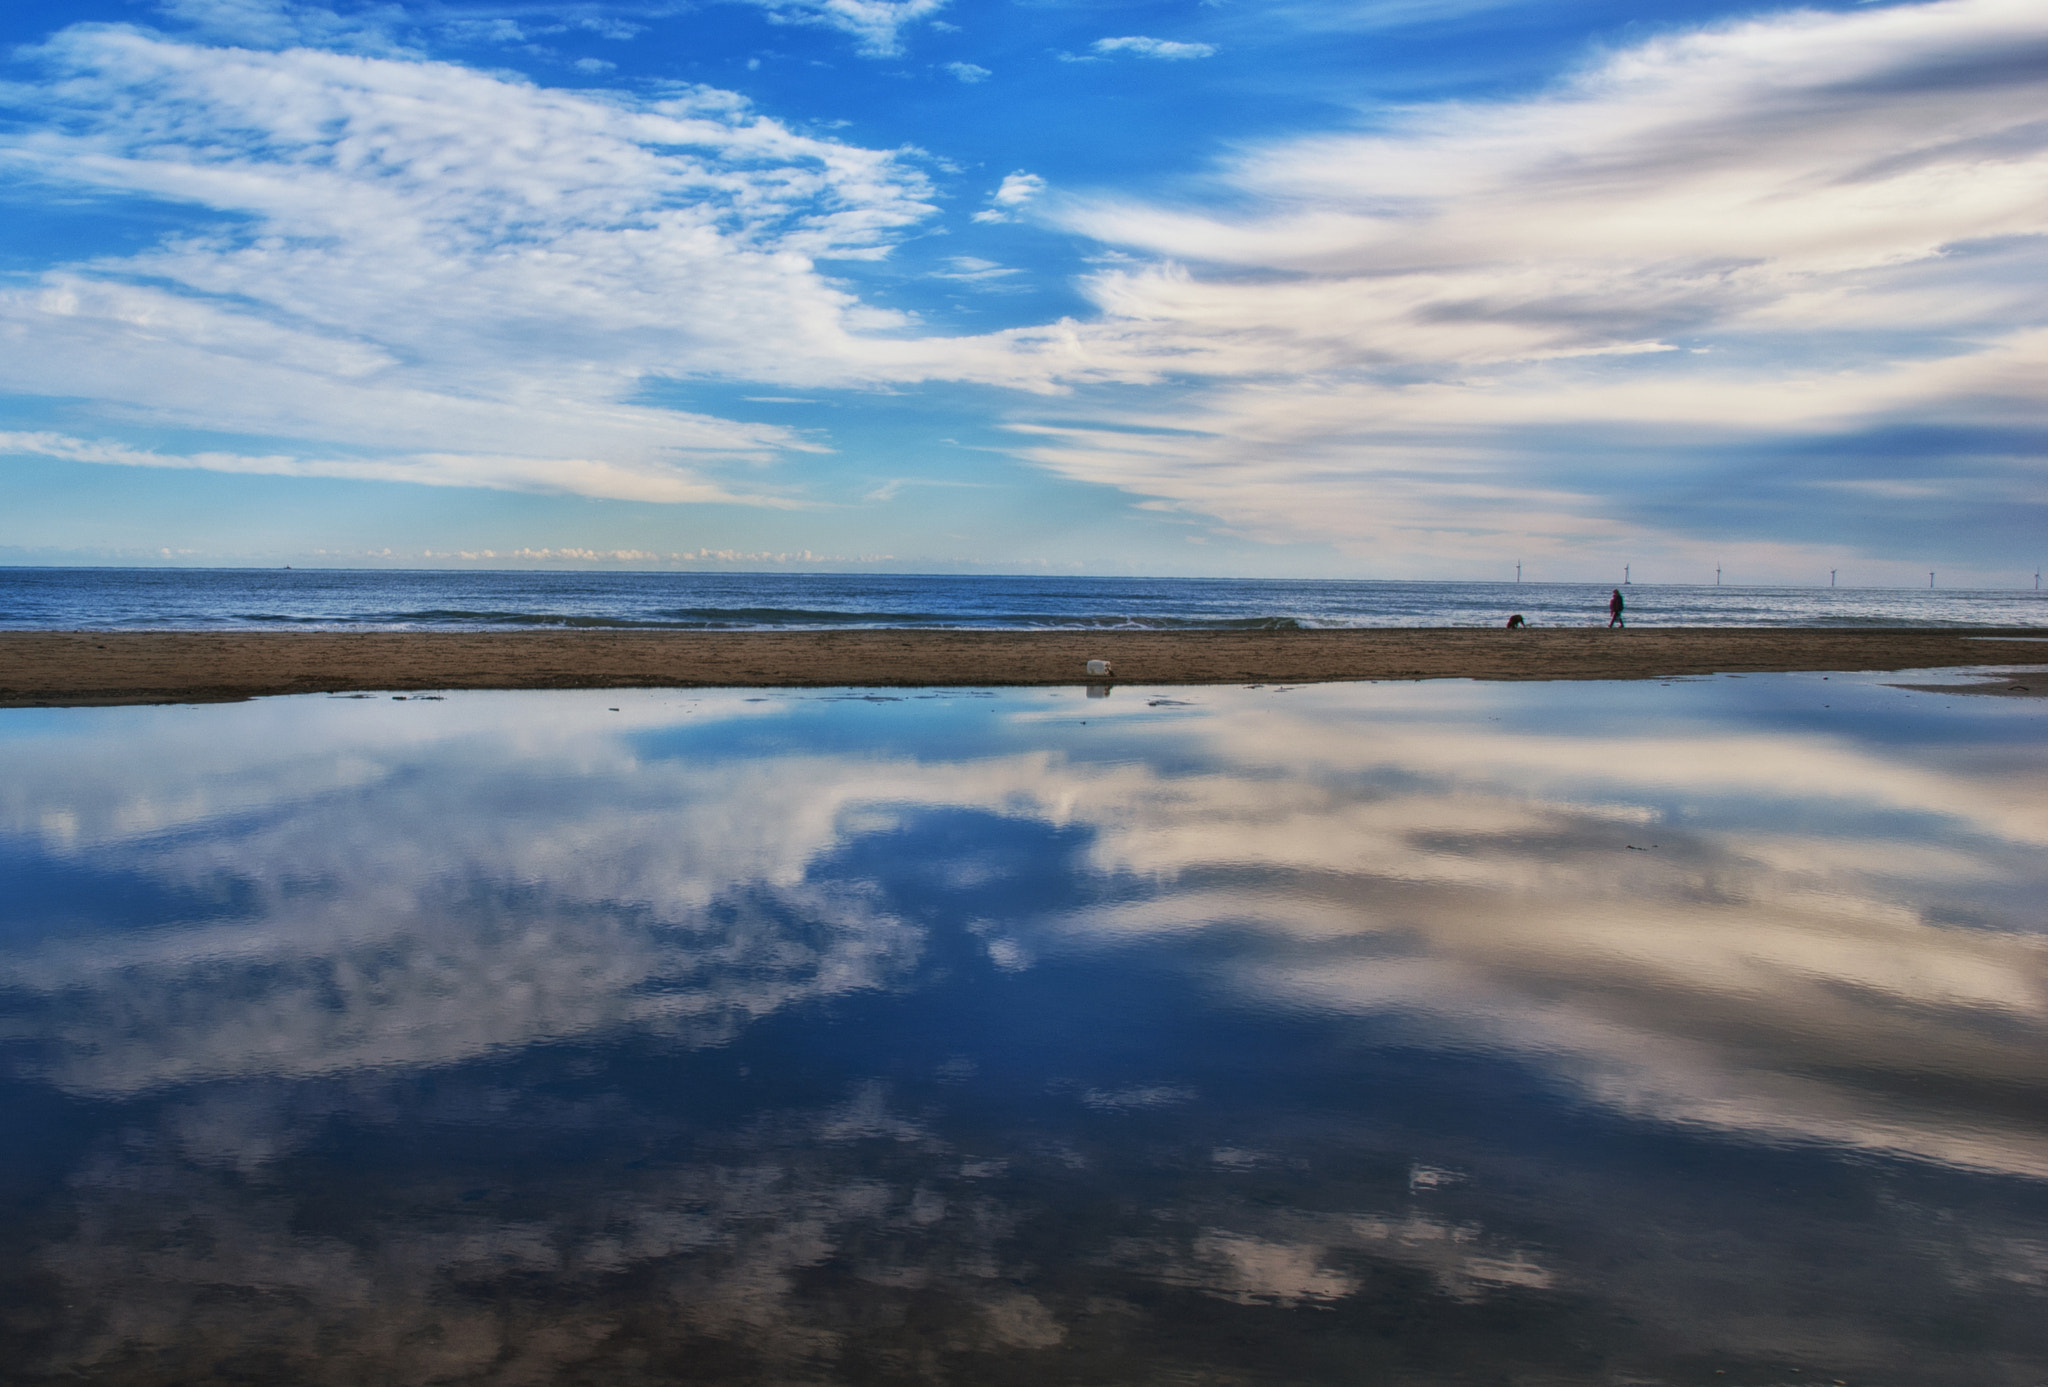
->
0, 677, 2044, 1383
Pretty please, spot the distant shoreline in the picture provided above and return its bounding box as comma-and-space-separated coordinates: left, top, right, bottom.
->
6, 569, 2043, 638
4, 628, 2045, 707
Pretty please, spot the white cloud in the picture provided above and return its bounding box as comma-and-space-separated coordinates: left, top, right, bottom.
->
932, 255, 1022, 284
150, 0, 411, 52
9, 0, 2044, 561
945, 60, 991, 82
1090, 36, 1218, 60
1008, 0, 2048, 571
971, 170, 1047, 223
577, 16, 645, 41
154, 0, 932, 57
731, 0, 951, 56
0, 430, 801, 504
438, 17, 526, 44
0, 27, 966, 499
991, 171, 1047, 205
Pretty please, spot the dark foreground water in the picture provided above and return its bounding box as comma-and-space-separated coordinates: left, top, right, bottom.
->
5, 566, 2047, 630
1, 674, 2045, 1385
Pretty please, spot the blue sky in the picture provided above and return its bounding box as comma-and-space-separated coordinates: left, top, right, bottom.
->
0, 0, 2042, 582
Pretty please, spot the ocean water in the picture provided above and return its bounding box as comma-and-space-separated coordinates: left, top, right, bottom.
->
3, 565, 2045, 630
2, 674, 2045, 1384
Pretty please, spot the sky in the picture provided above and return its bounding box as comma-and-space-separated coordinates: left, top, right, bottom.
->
0, 0, 2042, 583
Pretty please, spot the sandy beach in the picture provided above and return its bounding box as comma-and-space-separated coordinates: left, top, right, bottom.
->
2, 627, 2043, 706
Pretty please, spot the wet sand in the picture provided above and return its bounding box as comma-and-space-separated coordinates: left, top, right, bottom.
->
1888, 672, 2048, 697
4, 628, 2045, 706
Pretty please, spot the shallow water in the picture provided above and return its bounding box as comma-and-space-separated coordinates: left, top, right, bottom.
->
1, 675, 2045, 1385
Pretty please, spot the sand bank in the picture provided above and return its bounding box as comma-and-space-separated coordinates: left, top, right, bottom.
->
4, 628, 2046, 707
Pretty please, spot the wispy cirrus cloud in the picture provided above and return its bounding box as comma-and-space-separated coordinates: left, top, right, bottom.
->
1012, 0, 2048, 575
3, 0, 2044, 571
150, 0, 413, 51
0, 17, 1156, 508
0, 430, 805, 504
152, 0, 938, 57
0, 26, 957, 499
1090, 36, 1217, 61
971, 170, 1046, 224
732, 0, 950, 56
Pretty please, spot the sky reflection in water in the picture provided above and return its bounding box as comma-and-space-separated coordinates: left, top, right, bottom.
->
1, 675, 2044, 1384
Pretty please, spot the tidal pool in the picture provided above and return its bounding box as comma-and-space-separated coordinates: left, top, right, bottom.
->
1, 674, 2044, 1385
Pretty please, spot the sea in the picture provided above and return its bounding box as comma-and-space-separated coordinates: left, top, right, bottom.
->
3, 565, 2045, 629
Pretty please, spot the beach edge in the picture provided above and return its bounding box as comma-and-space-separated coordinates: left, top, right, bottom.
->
5, 628, 2047, 707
